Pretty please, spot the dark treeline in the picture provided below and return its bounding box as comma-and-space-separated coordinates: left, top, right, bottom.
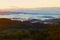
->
0, 18, 60, 40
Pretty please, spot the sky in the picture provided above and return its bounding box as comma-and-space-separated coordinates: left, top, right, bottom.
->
0, 0, 60, 9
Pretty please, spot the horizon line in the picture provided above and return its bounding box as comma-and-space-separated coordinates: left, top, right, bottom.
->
0, 7, 60, 10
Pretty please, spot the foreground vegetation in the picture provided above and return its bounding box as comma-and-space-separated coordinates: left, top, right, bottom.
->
0, 18, 60, 40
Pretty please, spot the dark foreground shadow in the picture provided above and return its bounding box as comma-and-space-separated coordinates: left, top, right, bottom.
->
0, 18, 60, 40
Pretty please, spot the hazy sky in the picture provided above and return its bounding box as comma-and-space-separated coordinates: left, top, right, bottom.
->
0, 0, 60, 9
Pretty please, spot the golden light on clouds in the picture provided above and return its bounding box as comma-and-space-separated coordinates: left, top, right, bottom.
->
0, 0, 60, 9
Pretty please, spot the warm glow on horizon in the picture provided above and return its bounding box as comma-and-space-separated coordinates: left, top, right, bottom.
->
0, 0, 60, 9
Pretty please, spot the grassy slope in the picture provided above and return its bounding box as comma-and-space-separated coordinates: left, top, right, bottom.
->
0, 18, 60, 40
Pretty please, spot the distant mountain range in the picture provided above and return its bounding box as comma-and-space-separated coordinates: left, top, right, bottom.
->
0, 7, 60, 15
0, 7, 60, 21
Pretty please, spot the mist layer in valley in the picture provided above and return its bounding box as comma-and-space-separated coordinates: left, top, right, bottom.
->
0, 7, 60, 21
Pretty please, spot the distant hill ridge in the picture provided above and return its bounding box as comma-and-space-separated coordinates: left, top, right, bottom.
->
0, 7, 60, 15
